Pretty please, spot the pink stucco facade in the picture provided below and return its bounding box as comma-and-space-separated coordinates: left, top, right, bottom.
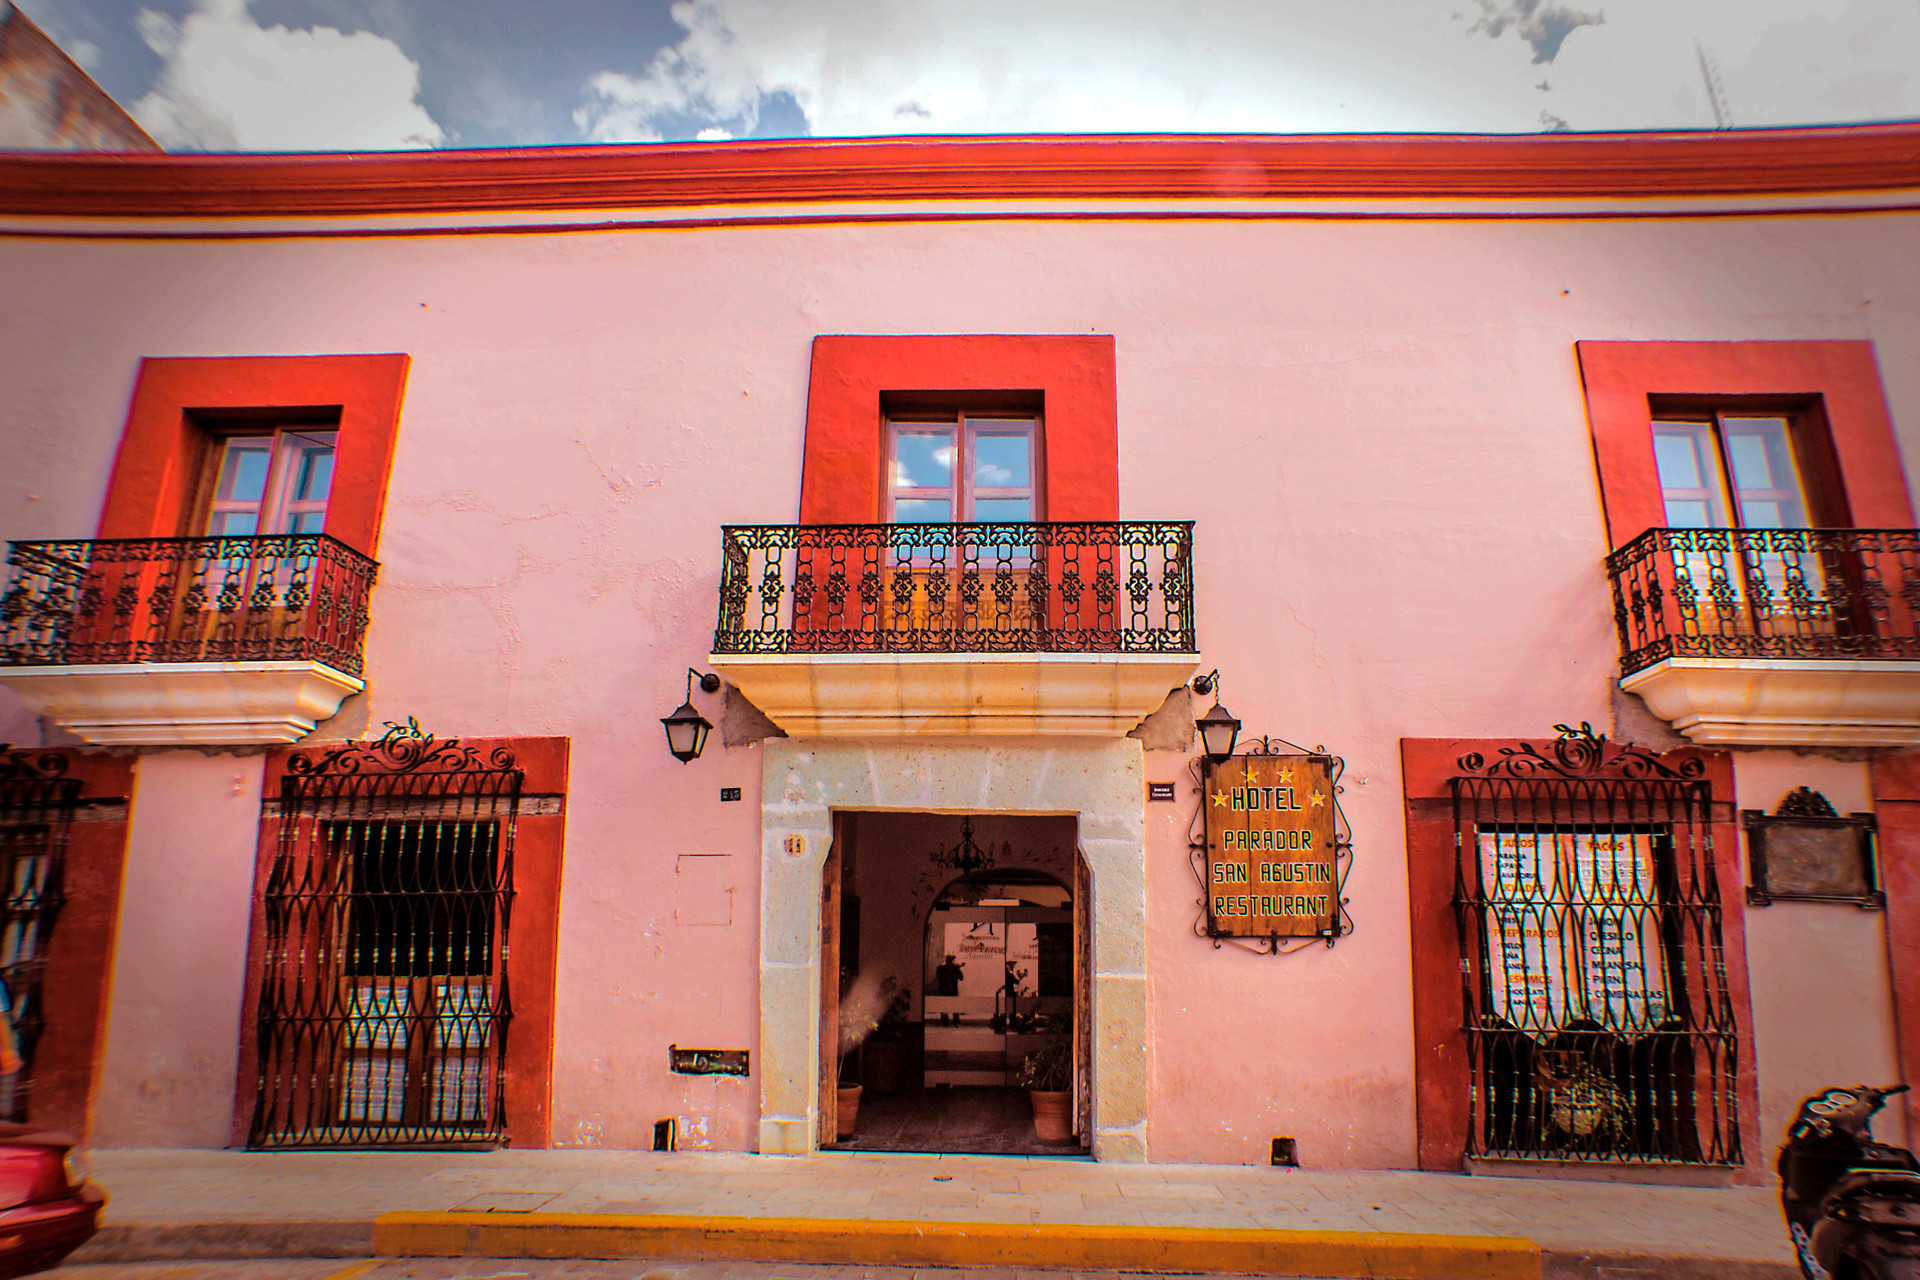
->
1, 130, 1918, 1175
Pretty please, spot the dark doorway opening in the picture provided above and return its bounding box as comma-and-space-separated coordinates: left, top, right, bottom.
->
821, 811, 1089, 1157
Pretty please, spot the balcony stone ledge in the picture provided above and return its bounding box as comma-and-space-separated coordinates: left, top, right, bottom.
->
708, 650, 1200, 738
1619, 656, 1920, 746
0, 660, 365, 746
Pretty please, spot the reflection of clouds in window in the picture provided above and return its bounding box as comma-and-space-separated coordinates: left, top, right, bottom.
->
977, 463, 1013, 485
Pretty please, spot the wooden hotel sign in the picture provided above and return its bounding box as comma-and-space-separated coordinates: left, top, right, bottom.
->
1204, 753, 1337, 937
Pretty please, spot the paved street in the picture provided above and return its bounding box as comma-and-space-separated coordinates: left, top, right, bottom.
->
59, 1262, 1355, 1280
74, 1147, 1793, 1267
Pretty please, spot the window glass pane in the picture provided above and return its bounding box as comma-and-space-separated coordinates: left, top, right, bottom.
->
893, 498, 951, 524
216, 441, 272, 504
287, 511, 327, 534
971, 497, 1033, 522
209, 511, 259, 536
972, 426, 1032, 488
1652, 433, 1703, 490
1651, 422, 1728, 528
1722, 416, 1808, 529
892, 429, 955, 491
292, 441, 336, 504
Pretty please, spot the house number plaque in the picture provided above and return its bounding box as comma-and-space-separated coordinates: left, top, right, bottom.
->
1204, 753, 1337, 937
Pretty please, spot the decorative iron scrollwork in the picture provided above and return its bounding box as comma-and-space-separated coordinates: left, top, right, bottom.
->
1456, 723, 1704, 782
0, 534, 377, 676
1607, 526, 1920, 676
287, 719, 517, 778
0, 746, 69, 782
1775, 786, 1838, 818
711, 521, 1197, 655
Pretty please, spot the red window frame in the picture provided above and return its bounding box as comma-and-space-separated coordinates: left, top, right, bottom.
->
1399, 736, 1763, 1178
232, 735, 569, 1148
100, 355, 411, 555
1576, 340, 1911, 547
800, 336, 1117, 524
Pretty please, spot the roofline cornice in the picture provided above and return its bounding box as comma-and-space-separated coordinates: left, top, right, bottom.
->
3, 125, 1919, 219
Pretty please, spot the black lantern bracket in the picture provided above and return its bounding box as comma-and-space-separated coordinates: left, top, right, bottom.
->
661, 668, 723, 764
1184, 731, 1356, 956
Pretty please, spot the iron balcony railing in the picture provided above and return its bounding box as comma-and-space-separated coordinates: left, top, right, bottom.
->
714, 521, 1196, 654
0, 535, 377, 677
1607, 527, 1920, 677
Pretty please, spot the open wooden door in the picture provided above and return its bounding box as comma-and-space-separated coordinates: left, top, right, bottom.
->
1074, 846, 1092, 1148
817, 816, 843, 1147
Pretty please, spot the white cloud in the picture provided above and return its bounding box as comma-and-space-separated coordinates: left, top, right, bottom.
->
575, 0, 1920, 142
130, 0, 444, 151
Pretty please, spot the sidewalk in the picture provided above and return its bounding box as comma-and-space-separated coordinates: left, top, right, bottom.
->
70, 1148, 1798, 1280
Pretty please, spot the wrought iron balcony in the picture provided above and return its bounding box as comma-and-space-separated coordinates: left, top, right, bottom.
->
1, 535, 376, 673
1606, 527, 1920, 746
714, 520, 1195, 654
710, 521, 1199, 737
1607, 527, 1920, 674
0, 536, 377, 746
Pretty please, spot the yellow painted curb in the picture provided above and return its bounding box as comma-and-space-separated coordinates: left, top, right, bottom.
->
374, 1211, 1542, 1280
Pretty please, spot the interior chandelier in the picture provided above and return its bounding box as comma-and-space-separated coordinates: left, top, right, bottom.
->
928, 816, 1011, 876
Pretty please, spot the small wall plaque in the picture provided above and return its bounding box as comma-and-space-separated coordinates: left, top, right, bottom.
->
720, 787, 742, 802
669, 1045, 750, 1076
1743, 788, 1882, 908
1148, 782, 1176, 802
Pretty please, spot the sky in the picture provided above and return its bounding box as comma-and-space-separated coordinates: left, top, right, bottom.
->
13, 0, 1920, 152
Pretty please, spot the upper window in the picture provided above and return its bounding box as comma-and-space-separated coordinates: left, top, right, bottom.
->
203, 428, 338, 537
887, 415, 1040, 523
1651, 415, 1812, 530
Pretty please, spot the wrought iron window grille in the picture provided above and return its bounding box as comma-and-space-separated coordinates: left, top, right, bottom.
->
250, 720, 521, 1150
1742, 787, 1881, 908
0, 535, 377, 676
1606, 527, 1920, 677
1185, 733, 1355, 956
1450, 724, 1742, 1167
0, 747, 79, 1124
712, 521, 1196, 655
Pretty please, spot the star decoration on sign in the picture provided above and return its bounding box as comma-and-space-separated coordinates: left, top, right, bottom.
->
1277, 765, 1293, 784
1310, 789, 1327, 808
1211, 790, 1229, 808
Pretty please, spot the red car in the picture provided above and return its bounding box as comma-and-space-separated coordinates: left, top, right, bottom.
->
0, 1126, 104, 1280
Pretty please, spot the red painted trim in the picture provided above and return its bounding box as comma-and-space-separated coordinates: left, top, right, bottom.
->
1400, 737, 1762, 1179
8, 201, 1920, 248
100, 355, 412, 556
1576, 341, 1911, 547
801, 335, 1118, 523
231, 735, 569, 1149
31, 751, 134, 1142
1870, 754, 1920, 1134
3, 126, 1920, 219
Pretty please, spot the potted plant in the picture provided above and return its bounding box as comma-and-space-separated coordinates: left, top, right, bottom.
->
1015, 1039, 1073, 1143
835, 973, 900, 1138
862, 981, 917, 1093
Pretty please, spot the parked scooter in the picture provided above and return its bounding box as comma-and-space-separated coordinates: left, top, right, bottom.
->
1779, 1084, 1920, 1279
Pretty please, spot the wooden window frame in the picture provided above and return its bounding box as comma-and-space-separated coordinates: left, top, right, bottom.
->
885, 412, 1045, 524
197, 423, 341, 538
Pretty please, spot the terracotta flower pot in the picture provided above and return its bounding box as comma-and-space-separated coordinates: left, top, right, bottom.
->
836, 1084, 863, 1138
1029, 1088, 1073, 1143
